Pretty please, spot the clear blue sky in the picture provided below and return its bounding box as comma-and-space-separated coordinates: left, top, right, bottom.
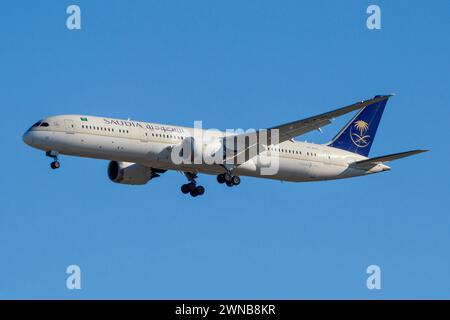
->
0, 0, 449, 299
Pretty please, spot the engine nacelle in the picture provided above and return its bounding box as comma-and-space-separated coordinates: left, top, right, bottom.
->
107, 161, 153, 185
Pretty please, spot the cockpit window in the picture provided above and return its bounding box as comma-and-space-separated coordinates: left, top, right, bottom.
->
40, 122, 50, 127
31, 121, 42, 128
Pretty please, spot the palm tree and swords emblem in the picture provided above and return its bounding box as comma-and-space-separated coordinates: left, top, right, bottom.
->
350, 120, 370, 148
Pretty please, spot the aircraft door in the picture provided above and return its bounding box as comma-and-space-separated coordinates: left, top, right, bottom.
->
140, 130, 149, 142
64, 119, 75, 134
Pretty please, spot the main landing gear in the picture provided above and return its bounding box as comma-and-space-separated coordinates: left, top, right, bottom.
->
181, 172, 205, 197
46, 150, 61, 170
217, 172, 240, 187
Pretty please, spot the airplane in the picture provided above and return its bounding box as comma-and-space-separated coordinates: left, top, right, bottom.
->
22, 95, 427, 197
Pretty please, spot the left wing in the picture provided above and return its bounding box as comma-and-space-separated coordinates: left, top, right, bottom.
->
223, 95, 392, 163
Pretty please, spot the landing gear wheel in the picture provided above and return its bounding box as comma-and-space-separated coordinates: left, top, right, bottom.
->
50, 161, 60, 170
226, 181, 233, 187
195, 185, 205, 196
182, 172, 205, 197
46, 151, 60, 170
188, 182, 196, 192
231, 176, 240, 186
181, 184, 190, 194
217, 174, 225, 184
224, 172, 232, 183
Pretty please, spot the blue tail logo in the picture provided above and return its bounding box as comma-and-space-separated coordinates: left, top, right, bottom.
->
350, 120, 370, 148
329, 95, 390, 157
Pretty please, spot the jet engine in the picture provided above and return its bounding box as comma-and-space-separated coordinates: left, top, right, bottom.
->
107, 161, 153, 185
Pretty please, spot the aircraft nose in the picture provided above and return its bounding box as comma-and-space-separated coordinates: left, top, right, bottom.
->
22, 131, 33, 146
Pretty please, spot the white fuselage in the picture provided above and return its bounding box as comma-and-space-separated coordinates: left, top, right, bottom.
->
23, 115, 389, 182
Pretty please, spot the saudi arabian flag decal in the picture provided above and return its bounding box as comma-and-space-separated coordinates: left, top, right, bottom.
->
80, 117, 88, 122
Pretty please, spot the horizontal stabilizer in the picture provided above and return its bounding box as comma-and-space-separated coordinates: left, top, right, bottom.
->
354, 150, 429, 165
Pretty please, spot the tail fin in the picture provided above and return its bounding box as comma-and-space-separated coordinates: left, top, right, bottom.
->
328, 95, 391, 157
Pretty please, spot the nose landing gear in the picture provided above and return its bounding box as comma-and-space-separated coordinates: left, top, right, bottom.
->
46, 150, 61, 170
50, 161, 61, 170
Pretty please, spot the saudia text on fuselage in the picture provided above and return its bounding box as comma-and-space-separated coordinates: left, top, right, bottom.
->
103, 118, 184, 133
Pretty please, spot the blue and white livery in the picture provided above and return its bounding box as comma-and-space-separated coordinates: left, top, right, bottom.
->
22, 95, 427, 197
